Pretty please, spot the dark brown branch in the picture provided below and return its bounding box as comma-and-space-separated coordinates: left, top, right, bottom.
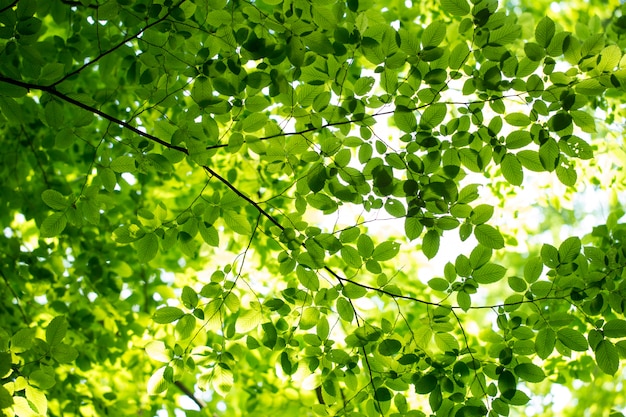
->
59, 0, 99, 9
174, 381, 206, 409
0, 76, 189, 154
0, 0, 18, 14
51, 0, 189, 86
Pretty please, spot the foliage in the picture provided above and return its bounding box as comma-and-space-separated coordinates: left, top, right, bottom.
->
1, 0, 626, 416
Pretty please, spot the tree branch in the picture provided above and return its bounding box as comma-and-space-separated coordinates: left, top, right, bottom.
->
174, 381, 206, 409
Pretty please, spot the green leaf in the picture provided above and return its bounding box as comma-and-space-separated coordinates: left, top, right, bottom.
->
558, 237, 581, 263
420, 103, 447, 129
570, 110, 596, 133
337, 297, 354, 322
517, 150, 545, 172
175, 314, 196, 339
41, 190, 69, 210
46, 316, 67, 347
535, 328, 556, 359
223, 211, 252, 235
474, 224, 504, 249
181, 286, 198, 309
604, 319, 626, 338
422, 229, 440, 259
501, 154, 523, 186
394, 106, 417, 133
457, 291, 471, 311
343, 283, 367, 299
135, 232, 159, 263
557, 328, 588, 352
422, 21, 447, 48
110, 155, 137, 173
147, 366, 169, 395
514, 363, 545, 383
449, 43, 470, 69
440, 0, 470, 16
505, 113, 532, 127
372, 241, 400, 261
405, 216, 424, 241
473, 262, 506, 284
595, 340, 619, 375
379, 339, 402, 356
524, 256, 543, 283
40, 212, 68, 238
535, 17, 555, 48
541, 244, 559, 268
29, 369, 56, 390
498, 370, 516, 399
153, 307, 185, 324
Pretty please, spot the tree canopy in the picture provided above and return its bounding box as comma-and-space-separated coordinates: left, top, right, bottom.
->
2, 0, 626, 416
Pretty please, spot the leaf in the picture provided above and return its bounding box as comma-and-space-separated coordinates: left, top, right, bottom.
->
535, 328, 556, 359
378, 339, 402, 356
394, 106, 417, 133
223, 210, 252, 235
337, 297, 354, 322
524, 257, 543, 283
514, 363, 545, 383
535, 16, 555, 48
474, 224, 504, 249
604, 319, 626, 338
405, 216, 424, 241
135, 232, 159, 263
110, 155, 137, 173
372, 241, 400, 261
422, 21, 447, 48
153, 306, 184, 324
440, 0, 470, 16
473, 262, 506, 284
420, 103, 447, 129
41, 190, 68, 210
40, 212, 68, 238
175, 314, 196, 339
422, 229, 440, 259
558, 237, 581, 263
595, 340, 619, 375
504, 113, 532, 127
501, 153, 523, 186
557, 328, 588, 352
181, 286, 198, 309
46, 316, 67, 347
147, 366, 169, 395
145, 341, 171, 363
29, 369, 56, 390
343, 283, 367, 299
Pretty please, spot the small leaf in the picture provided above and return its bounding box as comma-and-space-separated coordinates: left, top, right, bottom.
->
514, 363, 545, 383
337, 297, 354, 322
405, 216, 424, 241
40, 212, 68, 238
135, 232, 159, 263
558, 236, 581, 264
110, 155, 137, 173
378, 339, 402, 356
604, 319, 626, 338
181, 286, 198, 309
535, 16, 555, 48
473, 263, 506, 284
153, 306, 184, 324
422, 21, 447, 48
422, 229, 440, 259
41, 190, 68, 210
147, 366, 169, 395
535, 328, 556, 359
420, 103, 447, 129
557, 328, 588, 352
372, 241, 400, 261
145, 341, 171, 363
474, 224, 504, 249
46, 316, 67, 346
524, 256, 543, 283
441, 0, 470, 16
595, 340, 619, 375
343, 283, 367, 299
501, 154, 523, 186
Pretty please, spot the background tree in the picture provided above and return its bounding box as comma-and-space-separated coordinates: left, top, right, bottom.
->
1, 0, 626, 416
